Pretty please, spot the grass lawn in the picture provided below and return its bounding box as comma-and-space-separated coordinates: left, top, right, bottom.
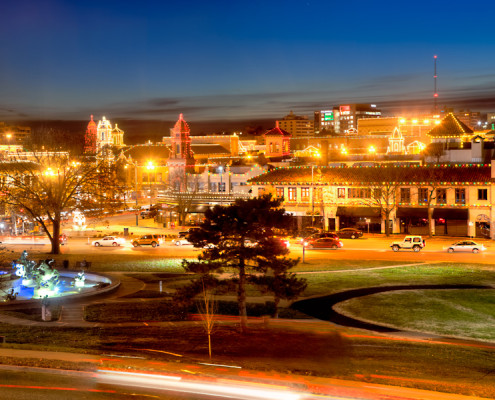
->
3, 251, 495, 397
301, 263, 495, 297
336, 288, 495, 340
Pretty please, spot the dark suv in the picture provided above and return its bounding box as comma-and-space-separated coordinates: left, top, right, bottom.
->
131, 234, 163, 247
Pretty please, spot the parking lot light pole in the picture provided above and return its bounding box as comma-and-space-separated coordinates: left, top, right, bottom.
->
134, 163, 139, 226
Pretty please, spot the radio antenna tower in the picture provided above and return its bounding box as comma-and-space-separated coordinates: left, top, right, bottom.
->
433, 55, 438, 114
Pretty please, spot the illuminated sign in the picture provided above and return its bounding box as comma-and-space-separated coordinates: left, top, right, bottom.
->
340, 105, 351, 112
323, 111, 334, 121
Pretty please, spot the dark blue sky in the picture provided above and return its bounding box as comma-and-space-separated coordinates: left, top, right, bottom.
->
2, 0, 495, 123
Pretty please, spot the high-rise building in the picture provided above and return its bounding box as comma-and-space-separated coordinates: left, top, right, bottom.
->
334, 104, 381, 134
314, 110, 336, 135
314, 104, 381, 135
277, 111, 314, 137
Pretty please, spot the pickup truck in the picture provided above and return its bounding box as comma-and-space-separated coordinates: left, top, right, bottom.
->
390, 236, 425, 252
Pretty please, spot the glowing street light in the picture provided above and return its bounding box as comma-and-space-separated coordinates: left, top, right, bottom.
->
44, 167, 56, 177
125, 162, 139, 226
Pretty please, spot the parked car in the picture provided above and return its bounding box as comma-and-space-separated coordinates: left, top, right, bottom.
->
336, 228, 363, 239
178, 227, 202, 239
173, 236, 193, 246
298, 232, 338, 244
92, 236, 126, 247
390, 236, 425, 252
131, 234, 163, 247
304, 237, 343, 249
447, 240, 485, 253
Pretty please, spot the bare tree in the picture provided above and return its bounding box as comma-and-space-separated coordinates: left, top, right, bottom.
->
197, 278, 217, 360
360, 168, 403, 236
0, 151, 124, 254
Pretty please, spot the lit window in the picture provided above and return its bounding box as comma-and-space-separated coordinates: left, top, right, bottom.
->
455, 188, 465, 204
288, 187, 297, 201
301, 187, 310, 201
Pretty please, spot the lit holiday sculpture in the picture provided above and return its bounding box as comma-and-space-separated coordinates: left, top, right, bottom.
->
72, 209, 87, 230
14, 250, 38, 286
32, 260, 60, 298
14, 251, 60, 298
72, 270, 86, 288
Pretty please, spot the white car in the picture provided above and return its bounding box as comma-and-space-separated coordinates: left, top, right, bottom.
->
173, 237, 193, 246
447, 241, 485, 253
92, 236, 126, 247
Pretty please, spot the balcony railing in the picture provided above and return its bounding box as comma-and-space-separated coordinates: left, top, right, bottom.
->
157, 191, 252, 204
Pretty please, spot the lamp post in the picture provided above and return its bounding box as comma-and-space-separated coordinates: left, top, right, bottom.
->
147, 161, 155, 210
125, 162, 139, 226
311, 164, 315, 228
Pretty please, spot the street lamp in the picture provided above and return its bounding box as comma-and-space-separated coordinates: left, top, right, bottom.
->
311, 164, 315, 228
125, 162, 139, 226
368, 145, 376, 161
147, 161, 155, 209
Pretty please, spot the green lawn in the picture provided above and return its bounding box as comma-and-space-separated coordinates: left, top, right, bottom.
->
336, 289, 495, 340
301, 263, 495, 297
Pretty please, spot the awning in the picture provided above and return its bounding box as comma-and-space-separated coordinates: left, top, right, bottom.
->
396, 207, 428, 218
433, 208, 468, 220
336, 206, 381, 218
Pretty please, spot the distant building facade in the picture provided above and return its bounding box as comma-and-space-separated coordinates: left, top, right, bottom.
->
0, 122, 31, 145
85, 115, 126, 154
277, 111, 314, 137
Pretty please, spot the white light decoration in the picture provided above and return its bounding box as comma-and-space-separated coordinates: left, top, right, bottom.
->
72, 209, 87, 230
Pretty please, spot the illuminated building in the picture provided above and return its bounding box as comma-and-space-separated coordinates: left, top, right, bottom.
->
85, 115, 126, 154
249, 164, 494, 239
277, 111, 314, 137
167, 113, 195, 190
96, 116, 113, 152
315, 104, 381, 135
84, 115, 97, 154
264, 122, 291, 159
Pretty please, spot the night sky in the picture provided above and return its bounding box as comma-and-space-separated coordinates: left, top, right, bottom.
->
2, 0, 495, 128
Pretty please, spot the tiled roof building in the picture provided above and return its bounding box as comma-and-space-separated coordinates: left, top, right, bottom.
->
248, 164, 494, 238
249, 164, 492, 185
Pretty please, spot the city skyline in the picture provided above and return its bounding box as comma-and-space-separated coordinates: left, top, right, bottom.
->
2, 0, 495, 125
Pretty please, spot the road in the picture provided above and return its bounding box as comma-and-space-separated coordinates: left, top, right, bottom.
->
0, 365, 488, 400
3, 235, 494, 266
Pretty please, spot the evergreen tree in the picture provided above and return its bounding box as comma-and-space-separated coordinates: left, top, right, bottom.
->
176, 194, 305, 331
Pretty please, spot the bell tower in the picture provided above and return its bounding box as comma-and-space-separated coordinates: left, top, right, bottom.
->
168, 114, 195, 190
